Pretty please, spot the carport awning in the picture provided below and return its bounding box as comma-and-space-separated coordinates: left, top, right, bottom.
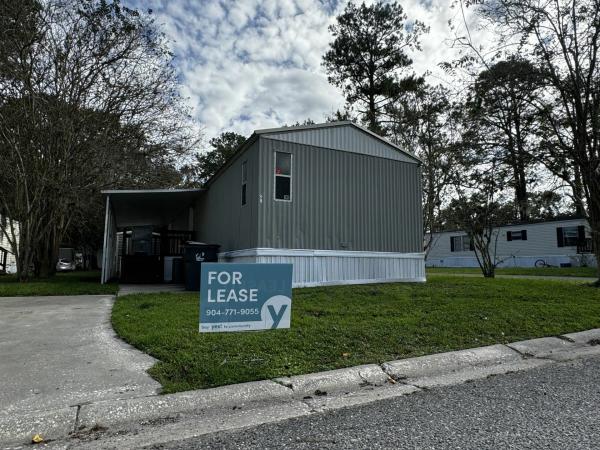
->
102, 189, 205, 228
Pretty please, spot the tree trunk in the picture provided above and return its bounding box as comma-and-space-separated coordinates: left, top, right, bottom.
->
573, 166, 586, 217
423, 159, 437, 255
512, 109, 529, 221
514, 170, 528, 221
367, 66, 378, 132
36, 238, 52, 278
481, 250, 495, 278
36, 226, 62, 278
16, 236, 33, 282
473, 233, 496, 278
368, 95, 377, 132
592, 225, 600, 286
587, 193, 600, 286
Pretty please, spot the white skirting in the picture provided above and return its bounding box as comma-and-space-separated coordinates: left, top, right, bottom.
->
426, 254, 598, 268
219, 248, 426, 287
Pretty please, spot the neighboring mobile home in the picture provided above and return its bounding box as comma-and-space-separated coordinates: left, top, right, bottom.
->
0, 214, 19, 274
101, 121, 425, 287
426, 217, 596, 268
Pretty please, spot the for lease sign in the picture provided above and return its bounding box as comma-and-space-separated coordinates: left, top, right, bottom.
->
199, 263, 293, 333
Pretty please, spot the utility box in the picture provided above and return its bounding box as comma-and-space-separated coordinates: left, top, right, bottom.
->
183, 242, 220, 291
164, 256, 183, 283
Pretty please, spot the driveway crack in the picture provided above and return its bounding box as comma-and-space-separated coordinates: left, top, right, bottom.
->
72, 405, 82, 433
271, 378, 294, 390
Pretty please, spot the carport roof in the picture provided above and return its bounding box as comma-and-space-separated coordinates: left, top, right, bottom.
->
102, 188, 204, 228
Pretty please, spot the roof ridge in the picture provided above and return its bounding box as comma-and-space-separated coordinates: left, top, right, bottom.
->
256, 121, 421, 163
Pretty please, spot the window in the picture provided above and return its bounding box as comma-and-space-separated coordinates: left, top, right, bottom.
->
507, 230, 527, 241
274, 152, 292, 201
557, 226, 579, 247
450, 235, 473, 252
241, 161, 247, 206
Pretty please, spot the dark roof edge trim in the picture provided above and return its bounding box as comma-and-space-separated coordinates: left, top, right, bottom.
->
101, 188, 205, 195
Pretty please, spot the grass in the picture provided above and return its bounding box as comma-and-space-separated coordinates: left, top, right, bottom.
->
112, 276, 600, 394
427, 266, 599, 278
0, 270, 118, 296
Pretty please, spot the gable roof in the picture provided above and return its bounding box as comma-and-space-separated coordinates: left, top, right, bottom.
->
204, 121, 420, 188
256, 121, 420, 164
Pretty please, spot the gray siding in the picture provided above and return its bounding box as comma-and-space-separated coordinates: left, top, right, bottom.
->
263, 125, 418, 164
257, 137, 423, 253
195, 141, 260, 251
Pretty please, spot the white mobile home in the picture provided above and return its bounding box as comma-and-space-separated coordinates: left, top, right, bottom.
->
0, 214, 19, 274
426, 217, 596, 268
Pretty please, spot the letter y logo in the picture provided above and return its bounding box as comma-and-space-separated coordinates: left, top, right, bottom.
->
261, 295, 291, 329
267, 304, 288, 329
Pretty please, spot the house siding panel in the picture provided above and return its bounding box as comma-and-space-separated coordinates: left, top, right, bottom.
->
194, 141, 260, 251
257, 137, 423, 253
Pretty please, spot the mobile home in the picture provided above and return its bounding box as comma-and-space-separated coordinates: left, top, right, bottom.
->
101, 121, 425, 287
0, 214, 18, 274
426, 217, 596, 268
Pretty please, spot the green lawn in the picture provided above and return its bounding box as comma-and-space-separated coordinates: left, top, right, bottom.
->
427, 266, 599, 278
0, 271, 117, 296
112, 276, 600, 394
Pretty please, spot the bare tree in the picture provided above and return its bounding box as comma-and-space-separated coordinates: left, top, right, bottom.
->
0, 0, 197, 280
467, 0, 600, 283
447, 157, 514, 278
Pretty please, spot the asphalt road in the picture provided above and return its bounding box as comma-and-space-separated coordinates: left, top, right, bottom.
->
153, 355, 600, 450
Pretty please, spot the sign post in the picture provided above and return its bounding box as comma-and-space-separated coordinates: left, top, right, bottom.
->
199, 263, 293, 333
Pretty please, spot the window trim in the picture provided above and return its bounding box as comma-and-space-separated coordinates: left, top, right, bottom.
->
507, 230, 527, 241
274, 151, 292, 202
241, 160, 247, 206
561, 226, 579, 247
450, 235, 473, 252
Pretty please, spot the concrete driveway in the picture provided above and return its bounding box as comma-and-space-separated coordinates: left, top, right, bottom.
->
0, 295, 160, 417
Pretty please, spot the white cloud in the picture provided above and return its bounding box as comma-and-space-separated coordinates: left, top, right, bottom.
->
125, 0, 483, 141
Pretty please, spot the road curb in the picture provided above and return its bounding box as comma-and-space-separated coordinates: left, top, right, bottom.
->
2, 328, 600, 446
77, 379, 294, 431
273, 364, 390, 396
0, 406, 77, 447
507, 332, 600, 362
381, 344, 550, 388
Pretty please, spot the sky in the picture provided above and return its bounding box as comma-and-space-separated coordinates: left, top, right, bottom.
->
124, 0, 476, 142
